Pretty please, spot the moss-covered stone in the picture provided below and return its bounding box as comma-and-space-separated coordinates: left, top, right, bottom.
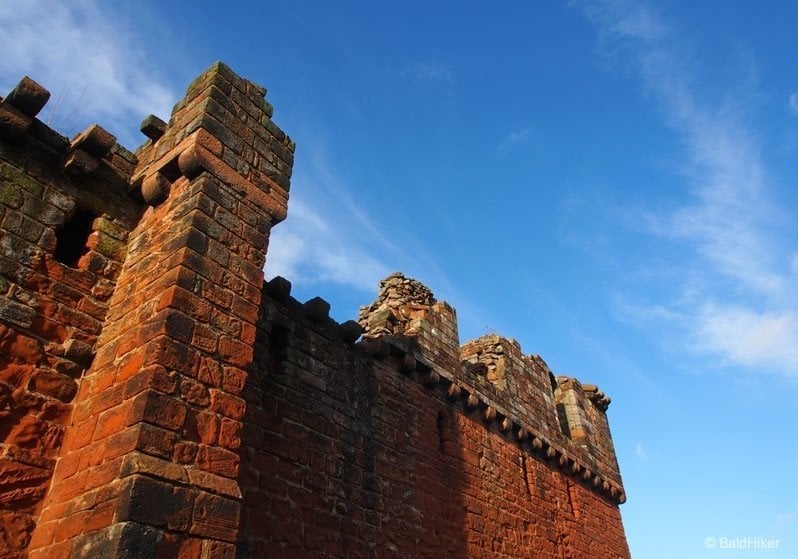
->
0, 164, 44, 197
91, 231, 127, 262
44, 188, 76, 213
20, 195, 65, 227
92, 216, 129, 241
0, 182, 23, 208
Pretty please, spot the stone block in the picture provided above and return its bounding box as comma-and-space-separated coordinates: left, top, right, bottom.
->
0, 296, 35, 328
139, 115, 166, 141
4, 77, 50, 117
71, 124, 117, 158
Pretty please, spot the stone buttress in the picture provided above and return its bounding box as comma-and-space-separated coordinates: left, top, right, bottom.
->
8, 62, 295, 557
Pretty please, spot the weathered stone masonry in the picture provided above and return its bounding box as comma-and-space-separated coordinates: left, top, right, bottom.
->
0, 63, 630, 558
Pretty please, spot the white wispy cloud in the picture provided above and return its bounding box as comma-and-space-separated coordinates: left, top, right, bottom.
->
265, 139, 395, 291
576, 0, 798, 376
695, 305, 798, 370
266, 198, 391, 290
0, 0, 175, 147
577, 0, 665, 43
497, 127, 531, 154
634, 442, 648, 462
402, 62, 455, 86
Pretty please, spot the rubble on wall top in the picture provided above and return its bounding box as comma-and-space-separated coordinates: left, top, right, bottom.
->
377, 272, 436, 306
358, 272, 440, 339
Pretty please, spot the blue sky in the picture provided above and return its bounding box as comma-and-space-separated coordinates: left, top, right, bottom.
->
2, 1, 797, 556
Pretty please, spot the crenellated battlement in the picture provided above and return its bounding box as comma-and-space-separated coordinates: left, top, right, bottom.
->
354, 273, 625, 501
358, 272, 461, 375
0, 78, 138, 192
130, 61, 293, 221
1, 64, 629, 558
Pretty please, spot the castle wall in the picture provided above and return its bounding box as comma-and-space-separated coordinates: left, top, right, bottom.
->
0, 64, 629, 558
0, 79, 141, 557
239, 283, 629, 557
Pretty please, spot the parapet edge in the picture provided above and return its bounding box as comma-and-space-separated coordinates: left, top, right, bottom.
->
265, 272, 627, 504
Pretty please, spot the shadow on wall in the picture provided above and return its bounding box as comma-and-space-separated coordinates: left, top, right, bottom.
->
236, 290, 469, 558
233, 273, 631, 558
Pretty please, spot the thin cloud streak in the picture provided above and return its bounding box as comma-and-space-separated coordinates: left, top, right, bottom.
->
695, 305, 798, 371
266, 198, 391, 291
497, 127, 531, 154
402, 62, 455, 86
265, 145, 393, 291
0, 0, 175, 147
576, 0, 798, 376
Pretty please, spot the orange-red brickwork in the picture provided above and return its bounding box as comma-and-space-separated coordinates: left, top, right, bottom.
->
0, 63, 629, 558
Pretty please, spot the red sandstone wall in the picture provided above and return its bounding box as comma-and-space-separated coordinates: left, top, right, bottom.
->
239, 288, 630, 558
460, 336, 563, 452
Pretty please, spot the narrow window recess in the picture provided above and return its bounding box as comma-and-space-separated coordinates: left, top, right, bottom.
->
566, 478, 581, 519
53, 209, 95, 268
436, 409, 448, 452
268, 323, 290, 376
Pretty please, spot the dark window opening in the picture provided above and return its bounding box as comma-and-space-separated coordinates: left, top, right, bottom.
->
556, 402, 572, 439
160, 156, 182, 182
267, 323, 290, 377
436, 408, 457, 455
53, 209, 94, 267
